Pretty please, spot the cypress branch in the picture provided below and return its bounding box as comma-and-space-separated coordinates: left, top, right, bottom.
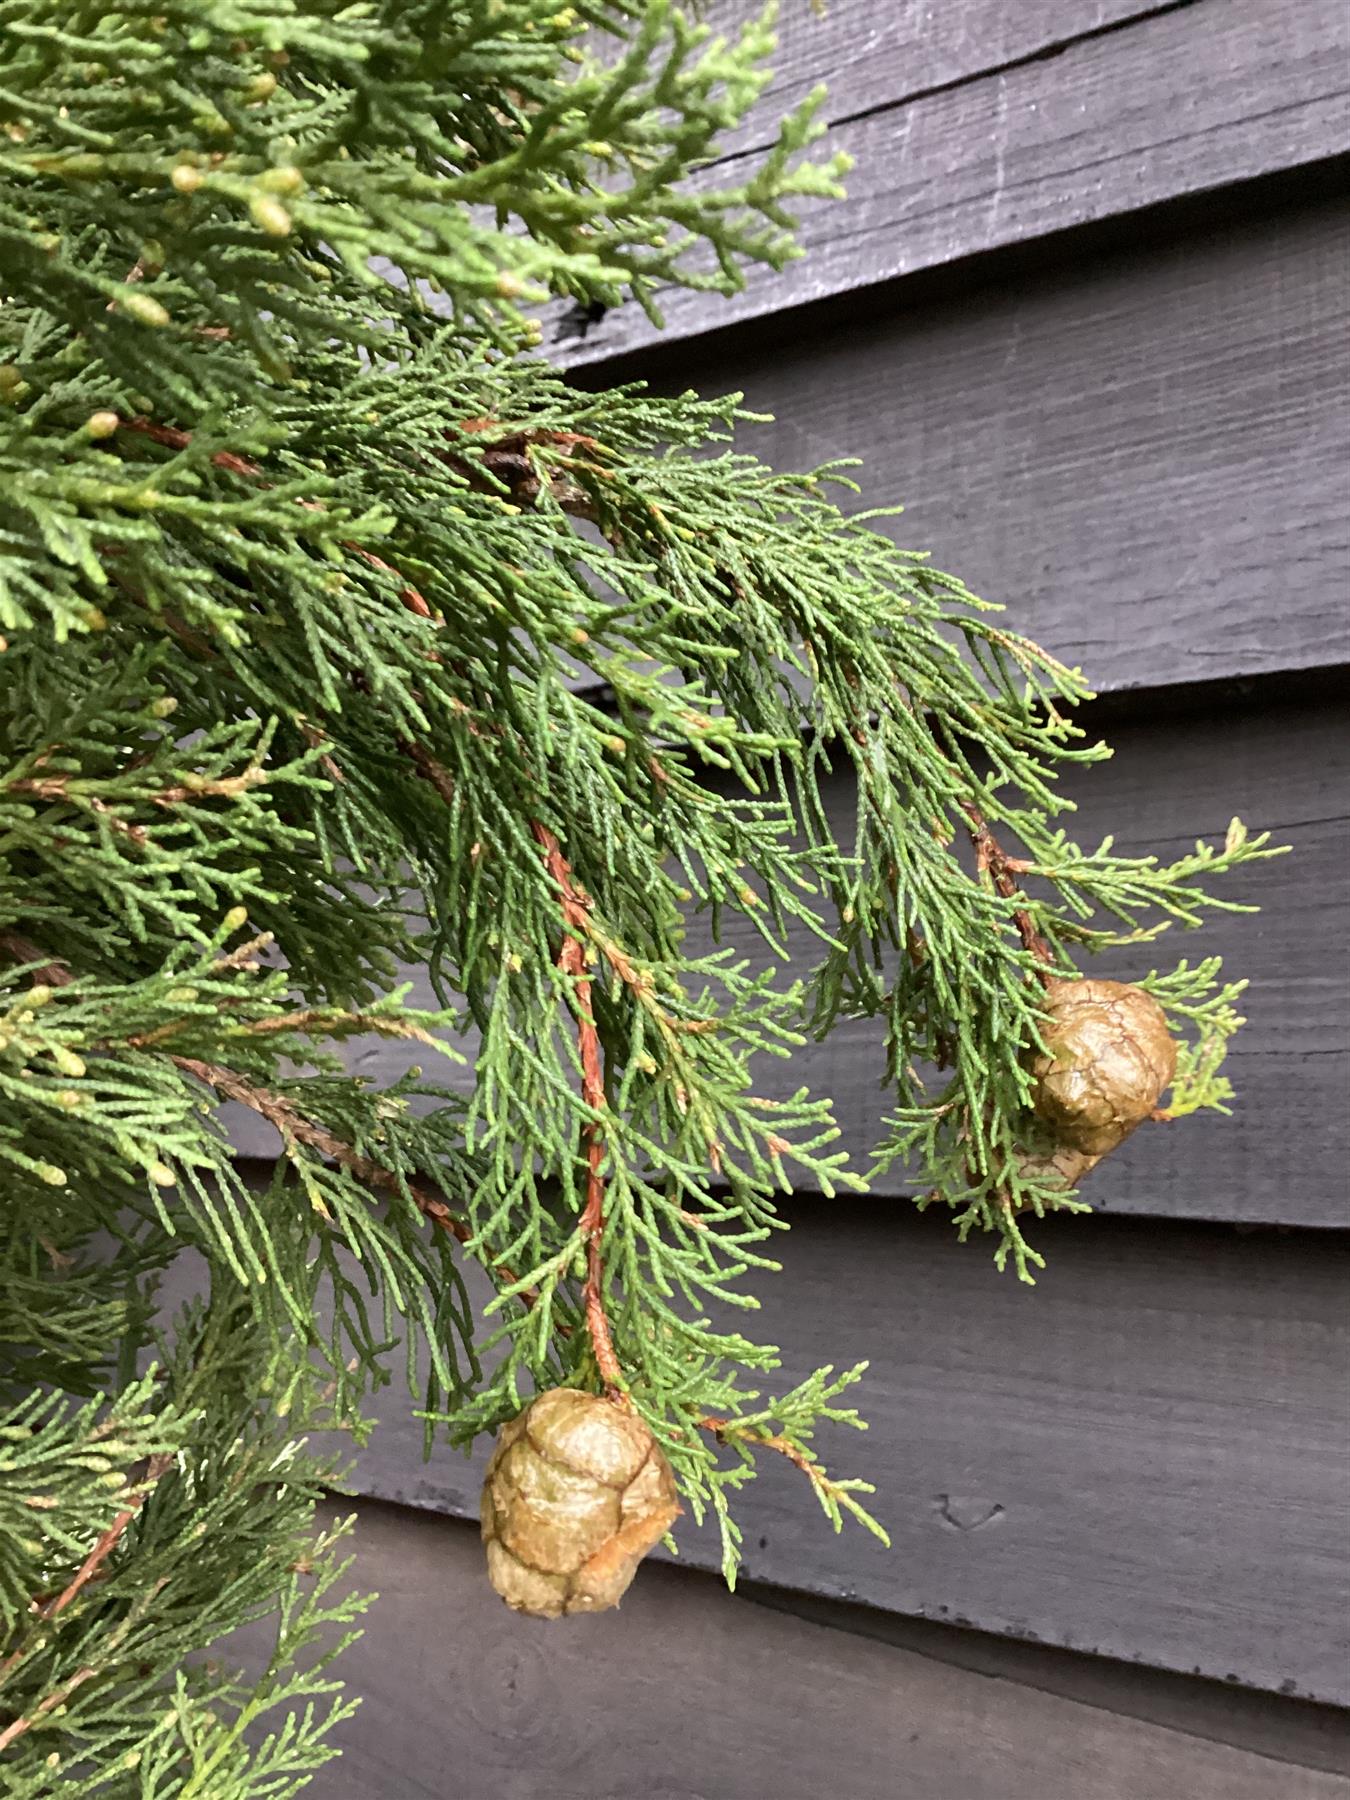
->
0, 0, 1282, 1781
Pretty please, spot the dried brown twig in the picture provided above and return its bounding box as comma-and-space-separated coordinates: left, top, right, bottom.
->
959, 799, 1054, 977
529, 820, 623, 1397
0, 1453, 175, 1750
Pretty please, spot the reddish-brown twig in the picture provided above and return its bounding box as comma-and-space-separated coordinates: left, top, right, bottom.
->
0, 1452, 173, 1736
170, 1055, 472, 1249
0, 1667, 96, 1753
120, 416, 261, 479
959, 799, 1053, 978
0, 929, 73, 989
18, 416, 615, 1349
0, 934, 478, 1256
42, 1452, 173, 1624
529, 820, 622, 1397
116, 419, 438, 619
0, 1573, 169, 1754
890, 680, 1055, 981
695, 1414, 818, 1480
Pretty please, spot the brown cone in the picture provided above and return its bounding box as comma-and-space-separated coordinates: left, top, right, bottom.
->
1029, 978, 1177, 1157
1013, 1140, 1102, 1194
480, 1388, 680, 1619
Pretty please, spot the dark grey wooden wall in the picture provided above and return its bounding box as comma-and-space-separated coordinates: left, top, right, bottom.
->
234, 5, 1350, 1793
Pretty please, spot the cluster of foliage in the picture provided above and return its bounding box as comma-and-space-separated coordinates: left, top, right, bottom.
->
0, 1, 1274, 1789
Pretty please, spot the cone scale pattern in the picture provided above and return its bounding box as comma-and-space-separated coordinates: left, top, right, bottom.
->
1029, 979, 1177, 1157
481, 1389, 680, 1619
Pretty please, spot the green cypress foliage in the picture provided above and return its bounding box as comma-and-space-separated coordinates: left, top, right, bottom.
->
0, 2, 1277, 1786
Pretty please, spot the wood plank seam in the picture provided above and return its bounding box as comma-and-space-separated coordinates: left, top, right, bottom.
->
222, 1500, 1350, 1798
737, 1585, 1350, 1776
703, 0, 1199, 172
331, 1207, 1350, 1705
546, 2, 1350, 367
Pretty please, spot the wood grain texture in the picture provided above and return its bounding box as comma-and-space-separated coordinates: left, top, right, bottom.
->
592, 198, 1350, 695
691, 0, 1169, 156
748, 1585, 1350, 1778
225, 1498, 1350, 1799
342, 1207, 1350, 1706
228, 696, 1350, 1228
549, 0, 1350, 364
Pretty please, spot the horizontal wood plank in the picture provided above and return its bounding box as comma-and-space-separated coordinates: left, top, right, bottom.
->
693, 1, 1169, 158
224, 1497, 1350, 1799
228, 695, 1349, 1228
342, 1207, 1350, 1706
549, 0, 1350, 364
685, 696, 1350, 1226
585, 196, 1350, 694
751, 1585, 1350, 1777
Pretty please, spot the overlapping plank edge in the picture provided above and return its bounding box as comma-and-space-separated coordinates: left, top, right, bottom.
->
326, 1205, 1350, 1707
545, 0, 1350, 366
572, 189, 1350, 697
224, 1498, 1350, 1799
225, 694, 1350, 1228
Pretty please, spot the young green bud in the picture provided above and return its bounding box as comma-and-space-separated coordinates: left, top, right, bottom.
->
259, 164, 304, 195
249, 195, 292, 237
120, 291, 170, 328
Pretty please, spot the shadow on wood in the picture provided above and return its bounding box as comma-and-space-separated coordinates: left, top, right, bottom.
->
225, 1499, 1350, 1800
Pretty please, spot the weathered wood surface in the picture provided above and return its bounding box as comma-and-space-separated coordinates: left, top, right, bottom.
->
693, 0, 1169, 158
342, 1206, 1350, 1706
228, 695, 1350, 1228
227, 1498, 1350, 1800
588, 197, 1350, 695
752, 1585, 1350, 1778
550, 0, 1350, 366
683, 695, 1350, 1228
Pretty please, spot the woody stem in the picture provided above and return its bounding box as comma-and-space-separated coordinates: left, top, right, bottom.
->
959, 800, 1054, 980
529, 820, 623, 1397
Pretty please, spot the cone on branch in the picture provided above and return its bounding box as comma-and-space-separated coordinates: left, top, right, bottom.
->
481, 1388, 680, 1619
1012, 1139, 1103, 1194
0, 0, 1278, 1770
1028, 978, 1177, 1157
